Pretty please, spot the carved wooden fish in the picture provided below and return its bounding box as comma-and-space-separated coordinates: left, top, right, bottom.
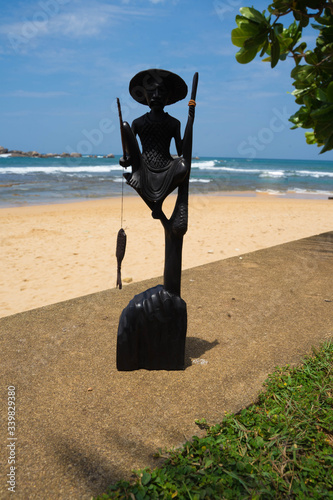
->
116, 228, 127, 289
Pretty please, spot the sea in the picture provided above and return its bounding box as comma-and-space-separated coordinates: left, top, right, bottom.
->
0, 154, 332, 207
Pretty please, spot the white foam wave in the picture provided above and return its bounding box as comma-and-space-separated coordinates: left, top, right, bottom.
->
259, 170, 286, 178
257, 188, 333, 197
297, 169, 333, 178
256, 189, 285, 195
189, 178, 211, 183
220, 167, 262, 173
0, 165, 123, 174
289, 188, 333, 196
0, 154, 12, 158
192, 160, 217, 169
192, 164, 262, 173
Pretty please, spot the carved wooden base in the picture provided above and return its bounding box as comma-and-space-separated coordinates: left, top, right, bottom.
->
117, 285, 187, 371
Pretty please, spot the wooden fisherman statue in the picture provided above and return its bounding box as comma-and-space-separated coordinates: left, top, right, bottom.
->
117, 69, 198, 371
120, 69, 190, 213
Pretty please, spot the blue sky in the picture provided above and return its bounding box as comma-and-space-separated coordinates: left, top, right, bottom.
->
0, 0, 332, 161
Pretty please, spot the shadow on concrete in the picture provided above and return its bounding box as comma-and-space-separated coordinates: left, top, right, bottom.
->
50, 430, 165, 497
302, 232, 333, 257
185, 337, 219, 367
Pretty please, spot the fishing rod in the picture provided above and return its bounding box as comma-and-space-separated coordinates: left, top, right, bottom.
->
117, 97, 127, 163
115, 97, 127, 290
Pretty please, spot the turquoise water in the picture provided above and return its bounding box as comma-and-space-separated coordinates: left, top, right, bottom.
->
0, 154, 332, 207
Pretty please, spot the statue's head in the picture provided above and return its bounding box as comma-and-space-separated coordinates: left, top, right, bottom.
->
129, 69, 187, 107
144, 80, 169, 111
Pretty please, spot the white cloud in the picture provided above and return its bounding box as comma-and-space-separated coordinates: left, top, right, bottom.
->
52, 11, 108, 37
1, 10, 107, 39
0, 2, 156, 45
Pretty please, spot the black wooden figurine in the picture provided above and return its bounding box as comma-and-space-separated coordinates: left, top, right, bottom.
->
116, 69, 198, 370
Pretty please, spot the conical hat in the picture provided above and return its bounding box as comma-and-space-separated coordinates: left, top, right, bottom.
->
129, 69, 188, 106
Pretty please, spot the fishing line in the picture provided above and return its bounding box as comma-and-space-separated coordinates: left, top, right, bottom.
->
121, 168, 124, 228
115, 174, 127, 290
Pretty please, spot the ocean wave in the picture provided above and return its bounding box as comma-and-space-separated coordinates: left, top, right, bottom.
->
256, 189, 286, 195
297, 169, 333, 178
1, 155, 332, 207
191, 160, 333, 180
289, 188, 333, 196
257, 188, 333, 196
189, 178, 211, 183
192, 163, 262, 173
259, 170, 286, 178
0, 165, 123, 174
192, 160, 217, 169
249, 168, 333, 179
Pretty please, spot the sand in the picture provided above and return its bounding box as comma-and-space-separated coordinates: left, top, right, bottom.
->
1, 193, 333, 318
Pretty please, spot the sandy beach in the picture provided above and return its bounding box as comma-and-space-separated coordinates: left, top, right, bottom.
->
1, 193, 333, 318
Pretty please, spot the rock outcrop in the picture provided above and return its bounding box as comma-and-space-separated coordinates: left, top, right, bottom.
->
0, 147, 116, 159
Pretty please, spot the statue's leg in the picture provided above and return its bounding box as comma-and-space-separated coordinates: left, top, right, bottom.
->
170, 157, 189, 191
122, 122, 142, 189
150, 157, 189, 216
170, 181, 189, 236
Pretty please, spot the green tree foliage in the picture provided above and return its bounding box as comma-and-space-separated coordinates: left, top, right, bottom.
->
231, 1, 333, 153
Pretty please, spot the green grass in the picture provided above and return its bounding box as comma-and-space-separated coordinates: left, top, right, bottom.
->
97, 341, 333, 499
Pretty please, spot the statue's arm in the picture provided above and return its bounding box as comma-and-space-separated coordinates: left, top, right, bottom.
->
119, 118, 141, 168
173, 120, 183, 156
131, 118, 139, 136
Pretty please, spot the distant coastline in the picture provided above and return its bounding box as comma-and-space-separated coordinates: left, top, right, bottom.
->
0, 146, 115, 159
